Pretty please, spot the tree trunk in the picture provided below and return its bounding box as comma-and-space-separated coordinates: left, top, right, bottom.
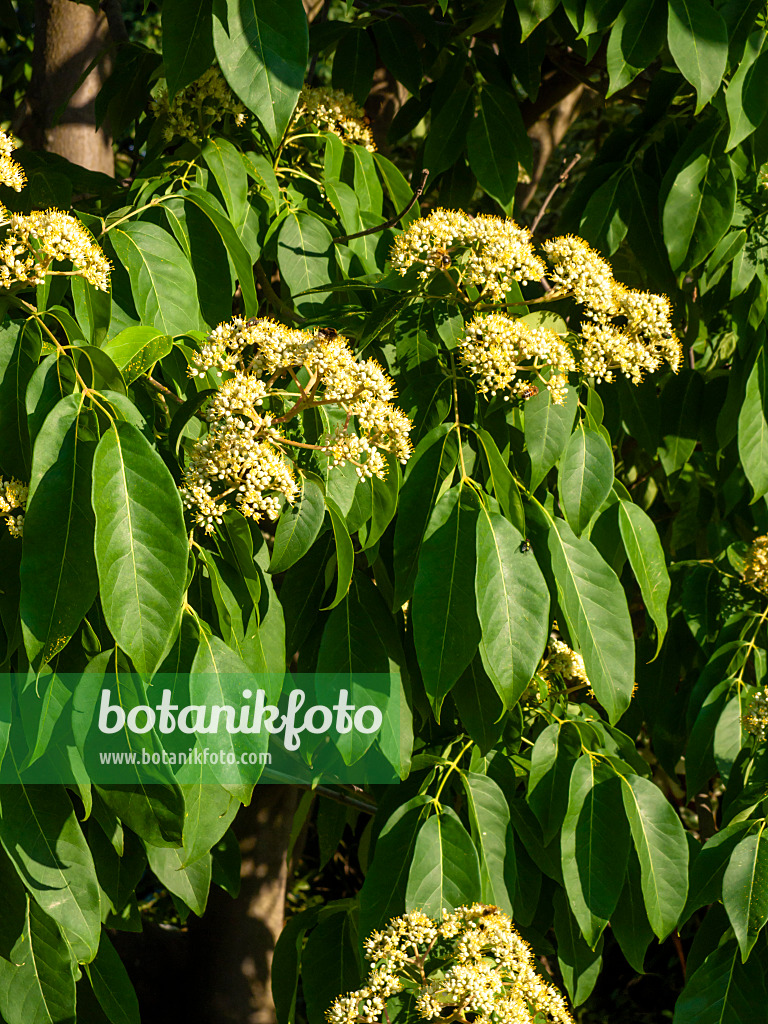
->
25, 0, 114, 174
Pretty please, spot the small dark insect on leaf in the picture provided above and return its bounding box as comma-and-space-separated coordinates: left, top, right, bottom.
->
609, 315, 629, 328
520, 540, 532, 554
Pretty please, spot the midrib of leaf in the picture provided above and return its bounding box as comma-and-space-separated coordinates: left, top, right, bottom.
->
479, 506, 516, 676
112, 429, 145, 663
435, 502, 461, 692
118, 232, 175, 334
623, 780, 663, 927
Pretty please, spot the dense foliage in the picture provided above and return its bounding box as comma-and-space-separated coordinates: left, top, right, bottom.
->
1, 0, 768, 1021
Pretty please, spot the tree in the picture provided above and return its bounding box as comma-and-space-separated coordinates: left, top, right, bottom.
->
1, 1, 768, 1023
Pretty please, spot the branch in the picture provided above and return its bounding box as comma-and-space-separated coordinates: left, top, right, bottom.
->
333, 168, 428, 244
530, 152, 581, 235
100, 0, 129, 44
146, 376, 184, 405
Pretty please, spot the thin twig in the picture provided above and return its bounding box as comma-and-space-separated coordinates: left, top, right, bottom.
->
530, 153, 581, 235
333, 168, 429, 243
255, 262, 305, 324
146, 376, 184, 405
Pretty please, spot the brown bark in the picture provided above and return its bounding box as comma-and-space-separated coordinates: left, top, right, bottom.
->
24, 0, 114, 174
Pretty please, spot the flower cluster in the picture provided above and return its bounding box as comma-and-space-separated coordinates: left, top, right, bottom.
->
0, 131, 26, 192
0, 476, 28, 538
460, 313, 576, 404
744, 687, 768, 741
0, 208, 111, 291
743, 535, 768, 597
295, 86, 375, 151
390, 210, 546, 301
327, 905, 573, 1024
541, 637, 589, 689
153, 67, 247, 144
181, 318, 413, 532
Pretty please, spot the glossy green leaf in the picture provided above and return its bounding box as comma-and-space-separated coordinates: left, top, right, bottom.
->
162, 0, 214, 99
393, 425, 460, 608
86, 933, 141, 1024
109, 222, 204, 335
0, 321, 42, 480
621, 773, 689, 939
332, 28, 375, 106
462, 772, 513, 915
545, 516, 635, 723
658, 370, 705, 476
212, 0, 308, 147
413, 484, 482, 719
405, 809, 482, 916
475, 506, 549, 708
673, 936, 768, 1023
606, 0, 667, 95
0, 781, 101, 962
452, 653, 505, 755
668, 0, 728, 112
322, 497, 355, 611
0, 897, 76, 1024
20, 398, 98, 668
467, 86, 524, 208
277, 213, 333, 313
561, 754, 630, 947
524, 382, 578, 491
270, 476, 325, 573
423, 83, 474, 182
559, 423, 614, 536
92, 422, 188, 675
726, 30, 768, 150
610, 849, 654, 973
738, 348, 768, 502
474, 427, 525, 534
554, 890, 603, 1006
528, 722, 582, 846
145, 845, 211, 916
101, 326, 172, 385
302, 911, 361, 1024
723, 829, 768, 962
618, 500, 670, 655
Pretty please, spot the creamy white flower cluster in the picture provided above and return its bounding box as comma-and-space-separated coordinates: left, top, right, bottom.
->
743, 534, 768, 597
460, 313, 576, 404
327, 905, 573, 1024
295, 86, 375, 151
543, 236, 682, 383
153, 67, 247, 144
390, 210, 546, 301
0, 208, 111, 291
542, 637, 589, 688
0, 476, 28, 538
182, 318, 413, 533
744, 687, 768, 741
0, 131, 26, 192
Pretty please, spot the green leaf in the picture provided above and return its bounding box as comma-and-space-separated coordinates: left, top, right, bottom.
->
725, 30, 768, 150
162, 0, 214, 99
673, 936, 768, 1023
358, 800, 429, 937
413, 484, 482, 719
270, 476, 325, 573
528, 722, 582, 846
109, 222, 203, 335
611, 848, 654, 973
202, 137, 249, 230
372, 18, 422, 96
393, 425, 460, 608
453, 654, 505, 755
621, 773, 689, 939
423, 83, 474, 182
668, 0, 728, 113
462, 772, 513, 914
101, 326, 172, 385
71, 275, 111, 347
0, 321, 42, 479
0, 782, 101, 962
618, 500, 670, 655
559, 423, 614, 536
474, 427, 525, 534
0, 844, 26, 961
92, 422, 189, 675
545, 516, 635, 723
524, 382, 578, 491
553, 890, 603, 1006
561, 754, 630, 947
323, 497, 355, 611
212, 0, 308, 148
277, 213, 333, 314
658, 369, 704, 476
579, 171, 629, 255
606, 0, 667, 96
302, 912, 361, 1024
145, 845, 211, 916
738, 348, 768, 502
332, 28, 375, 106
475, 506, 549, 708
662, 130, 735, 272
0, 897, 76, 1024
516, 0, 560, 40
405, 809, 482, 916
86, 933, 140, 1024
20, 397, 99, 668
723, 829, 768, 962
467, 86, 523, 208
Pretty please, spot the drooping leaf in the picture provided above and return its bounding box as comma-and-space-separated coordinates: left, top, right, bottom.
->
462, 772, 513, 915
92, 422, 189, 675
553, 890, 604, 1006
606, 0, 667, 95
524, 382, 578, 491
405, 809, 482, 917
673, 936, 768, 1023
738, 348, 768, 502
212, 0, 308, 148
667, 0, 728, 113
723, 829, 768, 962
0, 897, 76, 1024
162, 0, 215, 99
618, 500, 670, 655
86, 933, 141, 1024
558, 423, 614, 536
270, 476, 325, 574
